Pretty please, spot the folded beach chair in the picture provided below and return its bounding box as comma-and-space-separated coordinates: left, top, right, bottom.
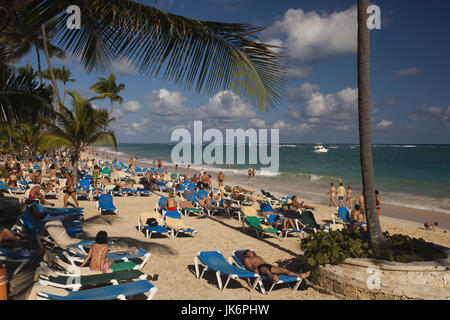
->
76, 179, 91, 200
0, 180, 26, 195
36, 279, 157, 300
38, 269, 148, 291
33, 202, 84, 219
298, 210, 322, 233
138, 212, 172, 239
163, 210, 197, 238
0, 247, 42, 276
231, 250, 304, 295
97, 194, 118, 215
16, 176, 30, 190
243, 216, 281, 240
267, 214, 303, 238
194, 251, 261, 291
332, 207, 351, 225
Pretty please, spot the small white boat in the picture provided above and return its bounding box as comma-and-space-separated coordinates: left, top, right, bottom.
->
314, 143, 328, 153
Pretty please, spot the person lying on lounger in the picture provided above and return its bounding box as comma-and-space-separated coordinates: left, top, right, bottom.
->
243, 250, 311, 283
291, 196, 315, 211
163, 193, 178, 211
272, 216, 297, 232
0, 227, 20, 244
80, 231, 114, 273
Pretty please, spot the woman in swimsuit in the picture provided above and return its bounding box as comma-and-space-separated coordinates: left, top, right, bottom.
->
80, 231, 114, 273
63, 171, 79, 208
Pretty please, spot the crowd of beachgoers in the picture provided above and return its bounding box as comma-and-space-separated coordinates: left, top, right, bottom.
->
0, 147, 448, 300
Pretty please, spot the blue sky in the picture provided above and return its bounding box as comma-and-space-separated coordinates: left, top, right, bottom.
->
24, 0, 450, 144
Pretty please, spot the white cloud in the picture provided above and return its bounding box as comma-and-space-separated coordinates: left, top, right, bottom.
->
288, 83, 321, 102
396, 68, 422, 77
123, 101, 141, 113
111, 58, 138, 75
264, 6, 357, 78
376, 120, 393, 130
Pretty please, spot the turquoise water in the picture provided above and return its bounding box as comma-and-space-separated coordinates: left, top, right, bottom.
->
98, 143, 450, 213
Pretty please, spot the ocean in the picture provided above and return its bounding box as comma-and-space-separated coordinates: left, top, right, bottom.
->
96, 143, 450, 214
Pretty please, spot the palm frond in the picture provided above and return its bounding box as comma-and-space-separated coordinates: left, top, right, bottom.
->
19, 0, 286, 111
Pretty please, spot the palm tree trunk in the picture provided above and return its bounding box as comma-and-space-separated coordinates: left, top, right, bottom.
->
64, 82, 66, 104
41, 24, 62, 108
35, 43, 43, 85
72, 151, 79, 183
110, 98, 114, 115
357, 0, 386, 248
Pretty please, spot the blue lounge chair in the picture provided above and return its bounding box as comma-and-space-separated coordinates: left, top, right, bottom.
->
196, 189, 208, 201
16, 177, 30, 190
97, 194, 118, 215
332, 207, 351, 225
134, 167, 143, 176
0, 247, 42, 276
267, 214, 304, 239
156, 197, 168, 213
136, 188, 151, 197
231, 250, 305, 295
36, 279, 157, 300
123, 188, 138, 197
194, 251, 261, 291
137, 213, 172, 239
0, 180, 26, 195
32, 202, 84, 219
163, 210, 197, 237
76, 179, 91, 200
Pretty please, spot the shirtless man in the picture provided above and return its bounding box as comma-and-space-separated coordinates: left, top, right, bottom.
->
201, 172, 211, 190
346, 186, 353, 209
217, 172, 225, 188
292, 196, 315, 211
28, 183, 55, 207
327, 183, 337, 207
243, 250, 311, 283
350, 204, 367, 231
354, 193, 365, 222
7, 170, 18, 187
31, 170, 42, 184
163, 193, 178, 211
80, 231, 114, 273
63, 171, 79, 208
187, 165, 191, 178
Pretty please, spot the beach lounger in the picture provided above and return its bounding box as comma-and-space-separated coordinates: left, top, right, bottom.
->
332, 207, 351, 225
138, 212, 172, 239
36, 279, 157, 300
122, 188, 138, 197
136, 188, 151, 197
38, 269, 148, 291
76, 179, 91, 200
267, 214, 304, 238
231, 250, 304, 295
32, 202, 84, 219
0, 180, 26, 195
194, 251, 261, 291
16, 177, 30, 190
238, 205, 260, 223
163, 210, 197, 238
243, 216, 281, 239
297, 210, 323, 233
0, 247, 42, 276
156, 197, 168, 213
97, 194, 118, 215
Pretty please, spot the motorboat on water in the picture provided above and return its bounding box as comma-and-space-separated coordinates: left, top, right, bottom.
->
314, 143, 328, 153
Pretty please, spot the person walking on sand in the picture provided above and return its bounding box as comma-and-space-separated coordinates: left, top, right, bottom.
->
336, 183, 346, 207
327, 183, 337, 207
252, 168, 256, 177
187, 165, 191, 178
217, 172, 225, 188
243, 250, 311, 283
375, 190, 381, 216
346, 186, 353, 209
248, 168, 252, 178
63, 170, 79, 208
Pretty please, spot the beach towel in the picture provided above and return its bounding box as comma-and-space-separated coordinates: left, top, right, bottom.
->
241, 206, 259, 217
45, 220, 80, 250
165, 216, 189, 231
180, 201, 194, 208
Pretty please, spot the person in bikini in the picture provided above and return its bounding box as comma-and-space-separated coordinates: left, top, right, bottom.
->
80, 231, 114, 273
63, 170, 79, 208
243, 250, 310, 283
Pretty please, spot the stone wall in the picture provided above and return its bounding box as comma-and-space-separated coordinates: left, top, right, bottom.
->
308, 246, 450, 300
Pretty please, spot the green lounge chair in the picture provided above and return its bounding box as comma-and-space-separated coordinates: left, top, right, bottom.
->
244, 216, 281, 239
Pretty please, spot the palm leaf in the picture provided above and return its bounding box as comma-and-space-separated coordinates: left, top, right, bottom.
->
18, 0, 286, 111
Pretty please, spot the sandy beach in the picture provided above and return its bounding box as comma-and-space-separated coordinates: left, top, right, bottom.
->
6, 151, 447, 300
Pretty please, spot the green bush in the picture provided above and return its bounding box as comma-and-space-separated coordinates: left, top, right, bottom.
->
300, 229, 447, 267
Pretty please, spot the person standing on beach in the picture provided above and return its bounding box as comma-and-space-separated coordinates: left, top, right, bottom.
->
375, 190, 381, 216
63, 170, 79, 208
201, 172, 211, 190
217, 172, 225, 188
175, 164, 178, 175
187, 165, 191, 178
327, 183, 337, 207
248, 168, 252, 178
354, 193, 365, 222
336, 183, 346, 207
158, 160, 162, 168
252, 168, 256, 177
346, 186, 353, 209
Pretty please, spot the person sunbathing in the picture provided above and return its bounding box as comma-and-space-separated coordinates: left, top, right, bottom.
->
291, 196, 315, 211
272, 216, 297, 232
7, 170, 18, 187
163, 194, 178, 211
29, 184, 55, 207
232, 192, 255, 202
243, 250, 311, 283
0, 227, 20, 244
80, 231, 114, 273
350, 204, 367, 231
424, 222, 438, 231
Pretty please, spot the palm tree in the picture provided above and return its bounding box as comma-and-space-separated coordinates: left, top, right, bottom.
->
13, 0, 286, 111
357, 0, 386, 248
57, 66, 76, 104
90, 74, 125, 115
40, 91, 117, 181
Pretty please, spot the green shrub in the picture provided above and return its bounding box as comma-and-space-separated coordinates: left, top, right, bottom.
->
300, 229, 447, 267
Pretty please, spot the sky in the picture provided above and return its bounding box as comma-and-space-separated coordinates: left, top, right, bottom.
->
23, 0, 450, 144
